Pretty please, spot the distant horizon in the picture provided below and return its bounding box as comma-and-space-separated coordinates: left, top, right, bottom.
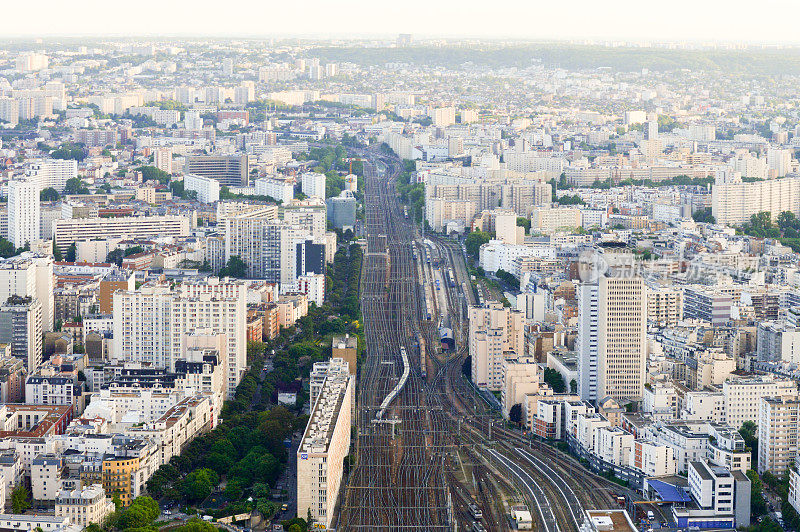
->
5, 35, 800, 48
3, 0, 800, 45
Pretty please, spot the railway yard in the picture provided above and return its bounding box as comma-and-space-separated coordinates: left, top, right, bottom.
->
336, 147, 637, 531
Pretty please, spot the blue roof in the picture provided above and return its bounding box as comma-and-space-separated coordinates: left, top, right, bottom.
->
648, 479, 692, 503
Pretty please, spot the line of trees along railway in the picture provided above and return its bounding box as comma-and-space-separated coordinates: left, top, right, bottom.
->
136, 242, 363, 531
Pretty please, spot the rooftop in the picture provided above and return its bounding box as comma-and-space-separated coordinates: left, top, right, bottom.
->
587, 510, 637, 532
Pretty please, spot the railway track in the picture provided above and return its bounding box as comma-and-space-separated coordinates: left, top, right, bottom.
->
337, 152, 450, 530
338, 147, 620, 532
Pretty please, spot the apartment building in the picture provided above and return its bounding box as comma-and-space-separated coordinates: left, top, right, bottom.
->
577, 273, 647, 403
631, 439, 677, 477
0, 254, 55, 332
31, 454, 62, 503
723, 376, 797, 429
425, 197, 477, 232
112, 279, 247, 398
255, 176, 294, 203
757, 321, 800, 363
469, 302, 525, 391
531, 206, 582, 234
52, 215, 191, 254
8, 180, 40, 250
297, 362, 354, 529
331, 337, 357, 376
0, 515, 72, 532
183, 174, 220, 203
424, 178, 551, 231
224, 209, 286, 281
757, 395, 800, 475
55, 484, 115, 527
647, 287, 683, 327
130, 395, 214, 469
185, 155, 248, 187
686, 460, 750, 529
0, 296, 43, 371
0, 357, 26, 403
301, 172, 326, 199
500, 356, 540, 418
712, 176, 800, 226
683, 286, 733, 326
282, 200, 328, 238
0, 98, 19, 127
24, 160, 78, 192
25, 376, 78, 410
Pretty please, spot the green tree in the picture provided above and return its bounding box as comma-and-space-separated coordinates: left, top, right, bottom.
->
51, 143, 85, 162
742, 211, 781, 238
175, 518, 217, 532
558, 194, 586, 206
178, 468, 219, 503
64, 177, 90, 195
10, 485, 30, 513
52, 240, 63, 262
40, 187, 59, 201
692, 207, 715, 224
0, 238, 17, 259
747, 469, 768, 517
740, 421, 758, 464
256, 500, 277, 519
465, 230, 492, 259
134, 165, 171, 183
516, 217, 531, 234
509, 403, 523, 425
543, 367, 566, 393
570, 379, 578, 394
496, 269, 520, 290
777, 211, 800, 231
65, 243, 77, 262
219, 256, 247, 278
117, 496, 160, 529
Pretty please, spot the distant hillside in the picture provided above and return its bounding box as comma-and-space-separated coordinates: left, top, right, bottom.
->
313, 43, 800, 75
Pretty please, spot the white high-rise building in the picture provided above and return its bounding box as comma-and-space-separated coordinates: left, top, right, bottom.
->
0, 255, 54, 332
8, 180, 40, 249
154, 148, 172, 174
112, 279, 248, 397
16, 52, 48, 72
184, 109, 203, 130
0, 296, 43, 371
767, 148, 792, 178
429, 106, 456, 127
301, 172, 326, 199
24, 159, 77, 192
184, 174, 221, 203
758, 395, 800, 475
712, 176, 800, 227
221, 58, 234, 76
723, 376, 797, 429
282, 200, 327, 238
255, 177, 294, 204
468, 302, 525, 391
224, 209, 284, 282
297, 360, 353, 529
0, 98, 19, 127
578, 271, 647, 403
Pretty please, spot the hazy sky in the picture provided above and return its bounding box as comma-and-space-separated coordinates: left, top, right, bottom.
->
5, 0, 800, 43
